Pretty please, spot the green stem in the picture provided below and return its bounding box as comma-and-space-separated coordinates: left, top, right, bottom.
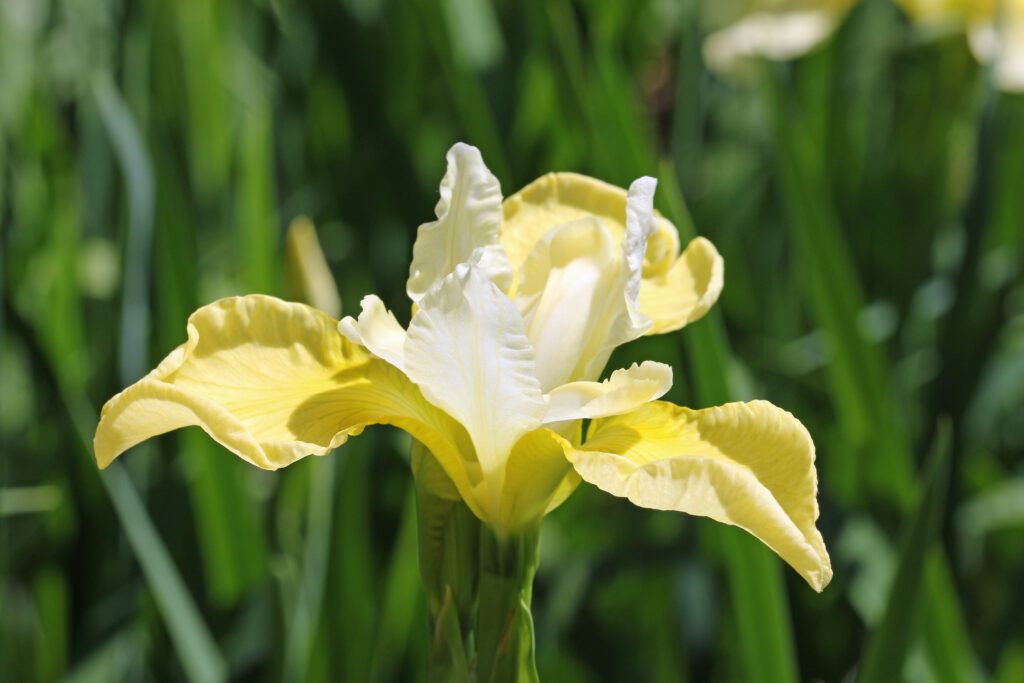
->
414, 445, 541, 683
475, 524, 540, 683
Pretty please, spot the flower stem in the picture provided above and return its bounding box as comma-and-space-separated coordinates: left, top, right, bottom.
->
414, 447, 541, 682
475, 523, 541, 683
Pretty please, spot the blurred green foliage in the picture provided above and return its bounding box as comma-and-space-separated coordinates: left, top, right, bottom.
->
2, 0, 1023, 681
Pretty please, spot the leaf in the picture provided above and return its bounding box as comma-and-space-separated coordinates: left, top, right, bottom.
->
858, 420, 953, 683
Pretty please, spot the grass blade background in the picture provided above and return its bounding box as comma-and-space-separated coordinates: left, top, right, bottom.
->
659, 166, 799, 683
858, 420, 952, 683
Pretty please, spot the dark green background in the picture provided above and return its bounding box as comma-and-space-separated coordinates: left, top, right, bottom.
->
2, 0, 1022, 681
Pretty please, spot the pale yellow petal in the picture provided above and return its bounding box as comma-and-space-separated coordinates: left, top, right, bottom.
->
285, 216, 342, 318
515, 178, 657, 386
405, 260, 546, 517
703, 10, 842, 75
93, 295, 486, 516
572, 400, 831, 591
639, 236, 724, 335
544, 361, 672, 423
498, 428, 576, 530
501, 172, 680, 282
516, 217, 622, 388
338, 294, 407, 371
969, 0, 1024, 92
407, 143, 512, 302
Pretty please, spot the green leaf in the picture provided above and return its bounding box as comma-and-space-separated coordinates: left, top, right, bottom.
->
662, 159, 799, 683
858, 420, 953, 683
369, 486, 422, 682
283, 457, 338, 683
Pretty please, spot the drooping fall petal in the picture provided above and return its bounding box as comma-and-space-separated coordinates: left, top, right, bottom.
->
407, 143, 512, 302
93, 295, 488, 516
571, 400, 832, 591
702, 3, 855, 76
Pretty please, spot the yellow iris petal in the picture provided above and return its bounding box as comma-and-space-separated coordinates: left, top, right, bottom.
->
501, 172, 679, 280
639, 236, 724, 335
93, 295, 485, 516
499, 428, 577, 530
571, 400, 831, 591
501, 172, 720, 334
544, 361, 672, 423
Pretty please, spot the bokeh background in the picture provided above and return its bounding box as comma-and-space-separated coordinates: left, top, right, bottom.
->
2, 0, 1023, 681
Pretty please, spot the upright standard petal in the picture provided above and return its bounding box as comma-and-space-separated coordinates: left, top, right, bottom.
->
502, 172, 720, 336
544, 361, 673, 424
93, 295, 486, 515
407, 143, 512, 302
617, 176, 659, 338
639, 236, 724, 335
515, 218, 622, 389
404, 260, 547, 517
501, 172, 679, 280
339, 294, 408, 372
571, 400, 832, 591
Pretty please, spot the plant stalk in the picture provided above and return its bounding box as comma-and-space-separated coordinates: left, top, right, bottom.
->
414, 445, 541, 682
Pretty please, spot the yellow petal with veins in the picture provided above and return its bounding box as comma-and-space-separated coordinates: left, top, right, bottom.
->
639, 236, 724, 335
499, 428, 577, 530
571, 400, 831, 591
501, 172, 679, 283
502, 172, 721, 334
93, 295, 485, 517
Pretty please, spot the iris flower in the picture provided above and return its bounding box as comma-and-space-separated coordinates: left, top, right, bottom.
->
93, 143, 831, 594
900, 0, 1024, 92
703, 0, 857, 76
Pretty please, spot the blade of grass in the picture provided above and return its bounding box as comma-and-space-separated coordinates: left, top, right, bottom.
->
4, 289, 227, 683
369, 485, 423, 682
237, 98, 280, 295
92, 73, 154, 388
174, 0, 234, 200
659, 161, 799, 683
328, 436, 377, 681
767, 56, 916, 507
415, 0, 510, 182
858, 420, 952, 683
150, 141, 269, 607
283, 457, 338, 683
768, 55, 984, 682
